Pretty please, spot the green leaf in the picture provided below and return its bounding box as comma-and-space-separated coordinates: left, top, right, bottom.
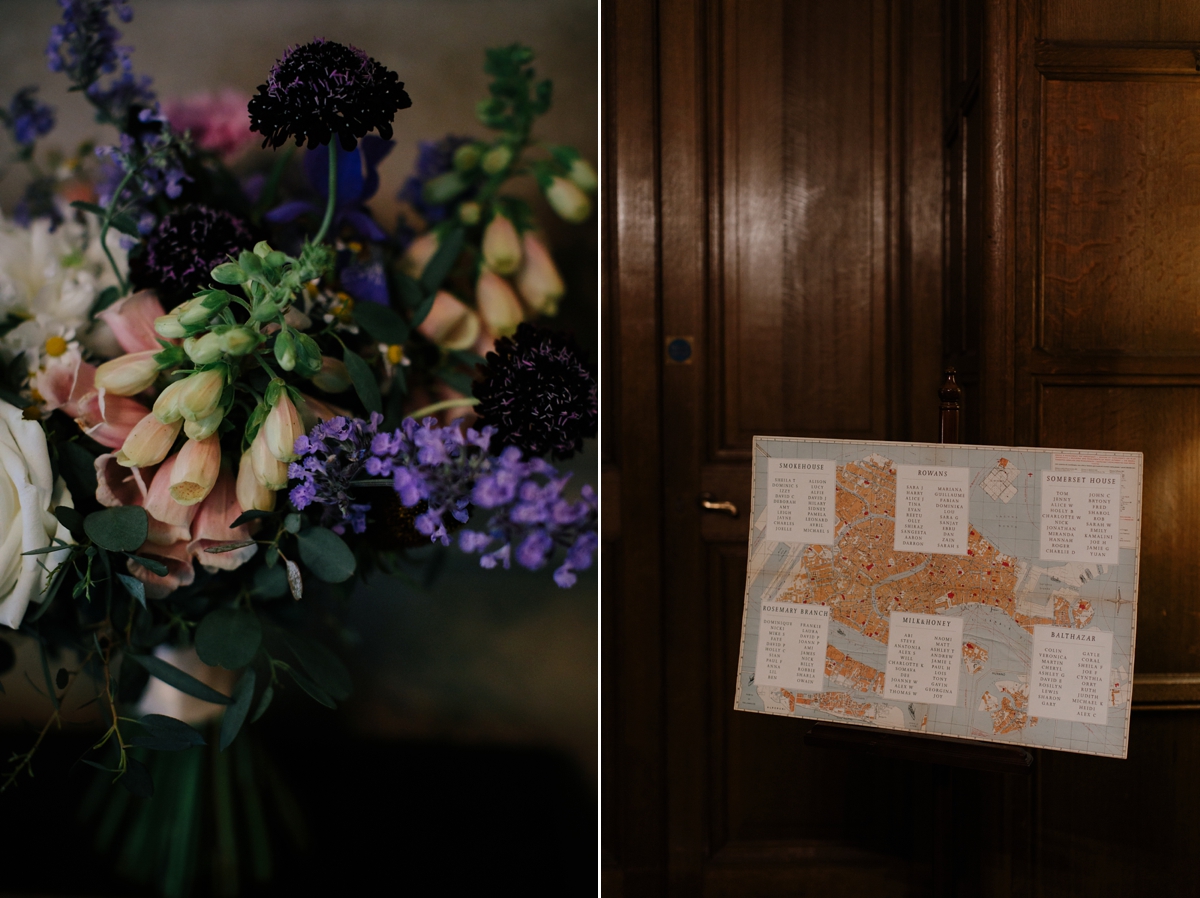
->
419, 227, 465, 295
230, 509, 275, 529
253, 564, 287, 598
53, 505, 85, 536
127, 653, 232, 705
409, 291, 436, 328
436, 366, 475, 397
353, 301, 409, 345
129, 713, 206, 751
286, 666, 335, 709
117, 573, 146, 608
118, 756, 154, 798
20, 541, 70, 556
195, 608, 262, 670
219, 668, 256, 751
343, 347, 381, 414
84, 506, 148, 552
395, 273, 424, 310
250, 684, 274, 723
70, 200, 107, 217
448, 348, 487, 369
109, 213, 141, 238
283, 513, 301, 534
58, 441, 98, 504
280, 631, 352, 702
127, 554, 168, 577
296, 527, 356, 583
91, 285, 121, 315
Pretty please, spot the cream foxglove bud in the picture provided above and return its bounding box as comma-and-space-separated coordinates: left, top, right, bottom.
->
237, 449, 276, 512
218, 325, 260, 356
168, 435, 221, 506
515, 233, 564, 316
458, 201, 481, 225
94, 350, 160, 396
400, 233, 439, 279
481, 144, 513, 175
545, 175, 591, 223
183, 409, 224, 441
183, 332, 223, 365
152, 378, 189, 424
416, 291, 480, 351
568, 157, 597, 193
264, 393, 303, 462
476, 270, 524, 338
310, 356, 352, 393
453, 142, 481, 172
178, 291, 228, 327
175, 369, 225, 422
483, 213, 522, 276
154, 311, 189, 340
250, 427, 288, 490
116, 413, 182, 468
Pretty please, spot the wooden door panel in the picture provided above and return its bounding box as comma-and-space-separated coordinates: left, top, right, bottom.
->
1043, 0, 1200, 43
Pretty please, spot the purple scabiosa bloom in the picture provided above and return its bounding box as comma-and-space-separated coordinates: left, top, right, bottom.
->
473, 324, 597, 460
288, 413, 383, 535
248, 39, 412, 151
5, 87, 55, 146
266, 135, 393, 242
396, 134, 477, 228
129, 205, 255, 308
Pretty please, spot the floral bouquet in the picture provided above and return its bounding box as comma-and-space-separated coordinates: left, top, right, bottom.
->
0, 1, 596, 893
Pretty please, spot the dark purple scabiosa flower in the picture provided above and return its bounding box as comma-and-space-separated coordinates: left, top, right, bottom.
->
4, 87, 55, 146
289, 413, 382, 535
473, 324, 597, 460
248, 39, 412, 152
129, 205, 254, 308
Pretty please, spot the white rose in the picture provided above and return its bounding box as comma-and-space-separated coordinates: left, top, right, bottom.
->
0, 399, 74, 628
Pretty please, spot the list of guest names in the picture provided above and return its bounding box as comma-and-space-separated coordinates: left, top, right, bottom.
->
882, 612, 964, 705
893, 465, 970, 555
1039, 471, 1120, 564
754, 603, 831, 693
1028, 626, 1113, 724
765, 458, 836, 545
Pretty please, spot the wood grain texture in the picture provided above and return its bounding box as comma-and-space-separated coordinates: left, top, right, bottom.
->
1044, 0, 1200, 43
1041, 80, 1200, 355
1037, 380, 1200, 674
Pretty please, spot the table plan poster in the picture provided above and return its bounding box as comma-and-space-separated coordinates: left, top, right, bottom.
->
734, 438, 1143, 759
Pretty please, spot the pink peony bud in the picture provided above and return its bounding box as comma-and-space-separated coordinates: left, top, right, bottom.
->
482, 213, 522, 275
515, 232, 564, 316
168, 435, 222, 506
117, 412, 182, 468
76, 391, 152, 449
97, 290, 168, 354
189, 469, 258, 571
417, 291, 481, 351
264, 393, 303, 462
476, 269, 524, 338
545, 175, 591, 223
237, 449, 276, 512
250, 427, 288, 490
95, 350, 161, 396
400, 232, 439, 278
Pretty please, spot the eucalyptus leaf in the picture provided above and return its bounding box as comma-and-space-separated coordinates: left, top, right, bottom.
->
395, 273, 423, 310
117, 573, 146, 608
127, 554, 168, 577
230, 508, 275, 530
419, 227, 465, 295
279, 631, 352, 701
250, 684, 274, 723
253, 564, 287, 598
353, 301, 409, 345
129, 713, 206, 751
343, 348, 381, 414
409, 292, 436, 329
119, 757, 154, 798
59, 441, 98, 503
283, 513, 300, 534
286, 666, 335, 709
296, 527, 356, 583
219, 668, 256, 751
127, 653, 232, 705
84, 506, 148, 552
91, 285, 121, 315
53, 505, 85, 536
195, 608, 262, 670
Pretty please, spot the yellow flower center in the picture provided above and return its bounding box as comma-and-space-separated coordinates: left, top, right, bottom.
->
387, 344, 404, 365
44, 336, 68, 357
332, 292, 355, 323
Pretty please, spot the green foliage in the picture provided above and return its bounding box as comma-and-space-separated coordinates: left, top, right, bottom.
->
419, 226, 465, 295
127, 653, 232, 705
296, 527, 356, 583
129, 714, 207, 752
195, 608, 262, 670
84, 506, 148, 553
343, 346, 381, 414
219, 668, 256, 750
353, 300, 409, 345
477, 44, 552, 138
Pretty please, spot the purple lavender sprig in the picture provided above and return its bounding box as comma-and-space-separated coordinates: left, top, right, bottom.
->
288, 413, 383, 535
3, 87, 55, 147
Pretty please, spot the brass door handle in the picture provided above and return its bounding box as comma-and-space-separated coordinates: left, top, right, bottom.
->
699, 493, 739, 518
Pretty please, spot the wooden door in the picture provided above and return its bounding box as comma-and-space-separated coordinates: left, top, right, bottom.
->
604, 1, 948, 894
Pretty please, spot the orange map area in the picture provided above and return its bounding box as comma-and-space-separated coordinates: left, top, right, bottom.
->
979, 681, 1038, 735
825, 644, 885, 694
772, 455, 1091, 645
780, 688, 874, 719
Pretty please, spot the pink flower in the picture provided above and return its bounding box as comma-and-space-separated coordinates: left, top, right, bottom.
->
163, 90, 256, 162
144, 454, 200, 545
189, 469, 258, 571
33, 349, 95, 418
97, 453, 195, 547
476, 269, 524, 338
97, 290, 168, 354
74, 390, 152, 449
127, 537, 195, 599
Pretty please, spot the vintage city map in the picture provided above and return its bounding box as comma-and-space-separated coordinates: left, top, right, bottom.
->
734, 438, 1143, 759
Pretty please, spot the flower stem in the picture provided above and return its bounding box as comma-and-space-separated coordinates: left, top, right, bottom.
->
407, 396, 480, 420
313, 142, 338, 244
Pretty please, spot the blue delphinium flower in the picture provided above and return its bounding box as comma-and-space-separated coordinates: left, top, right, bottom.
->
4, 87, 55, 146
265, 135, 393, 242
